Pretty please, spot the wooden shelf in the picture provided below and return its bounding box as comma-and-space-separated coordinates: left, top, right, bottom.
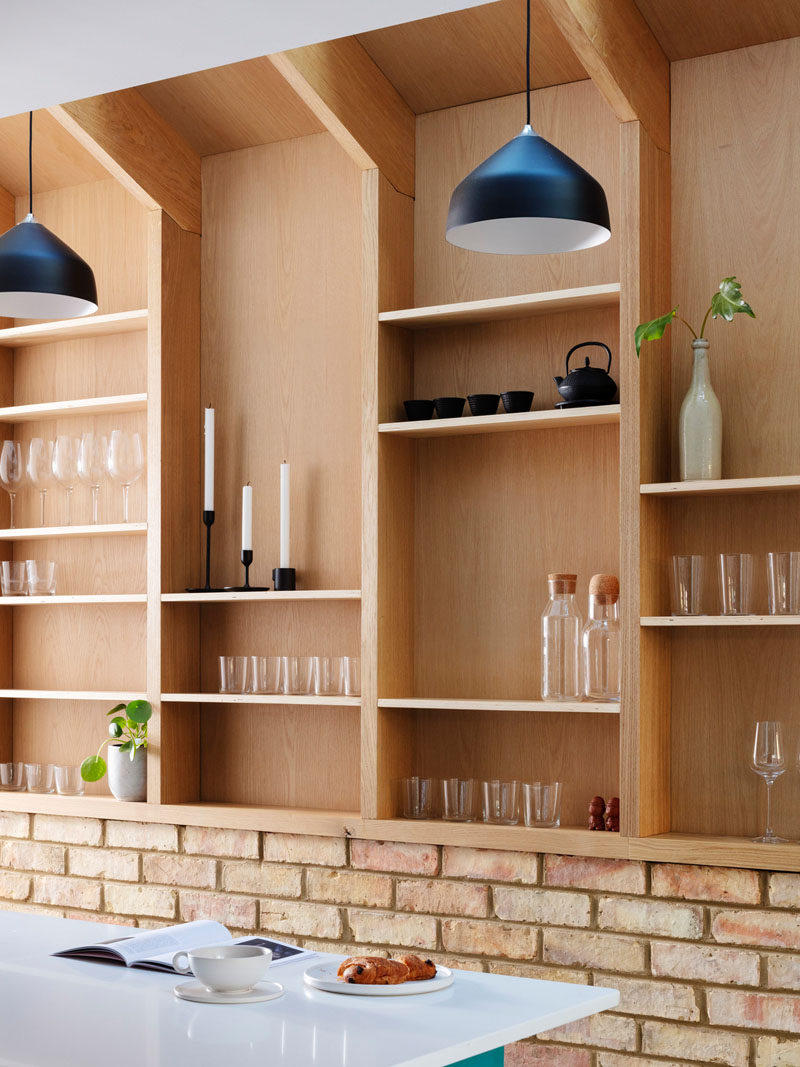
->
378, 698, 619, 714
0, 393, 147, 424
162, 692, 361, 707
0, 523, 147, 541
630, 833, 800, 874
379, 406, 621, 439
378, 283, 621, 329
642, 615, 800, 627
641, 475, 800, 497
0, 689, 145, 701
0, 309, 148, 349
0, 594, 146, 606
162, 590, 361, 602
359, 820, 629, 858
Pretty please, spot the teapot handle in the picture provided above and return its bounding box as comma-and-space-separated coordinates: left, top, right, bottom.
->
565, 341, 613, 375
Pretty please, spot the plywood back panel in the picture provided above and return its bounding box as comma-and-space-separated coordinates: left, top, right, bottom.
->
13, 701, 115, 796
12, 333, 147, 406
415, 82, 619, 306
0, 110, 110, 197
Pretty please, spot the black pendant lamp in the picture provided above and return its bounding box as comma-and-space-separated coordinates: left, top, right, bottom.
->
0, 113, 97, 319
446, 0, 611, 255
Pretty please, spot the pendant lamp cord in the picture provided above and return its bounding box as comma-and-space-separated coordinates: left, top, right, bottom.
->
27, 111, 33, 217
525, 0, 531, 127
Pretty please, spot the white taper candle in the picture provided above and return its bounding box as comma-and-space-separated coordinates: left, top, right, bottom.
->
280, 462, 290, 568
241, 484, 253, 552
203, 408, 215, 511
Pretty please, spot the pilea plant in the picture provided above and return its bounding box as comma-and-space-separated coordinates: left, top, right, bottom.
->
80, 699, 152, 782
635, 276, 755, 356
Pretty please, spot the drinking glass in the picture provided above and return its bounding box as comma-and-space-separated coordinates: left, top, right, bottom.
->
78, 432, 108, 524
25, 763, 54, 793
219, 655, 248, 693
52, 436, 79, 525
249, 655, 282, 695
718, 553, 754, 615
27, 438, 54, 527
54, 765, 84, 796
0, 441, 26, 529
671, 555, 704, 615
1, 561, 27, 596
282, 655, 314, 695
313, 656, 344, 696
442, 778, 475, 822
342, 656, 361, 696
107, 430, 145, 523
522, 781, 562, 828
402, 777, 434, 819
0, 763, 25, 790
481, 779, 520, 825
752, 721, 787, 844
25, 560, 56, 596
766, 552, 800, 615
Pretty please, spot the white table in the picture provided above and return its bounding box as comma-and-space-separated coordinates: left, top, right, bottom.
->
0, 913, 619, 1066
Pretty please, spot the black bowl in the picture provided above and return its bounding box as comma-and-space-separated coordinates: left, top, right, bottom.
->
404, 399, 435, 421
501, 390, 534, 413
468, 393, 500, 417
433, 396, 466, 419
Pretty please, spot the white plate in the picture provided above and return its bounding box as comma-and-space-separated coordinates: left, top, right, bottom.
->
173, 980, 284, 1005
304, 961, 453, 996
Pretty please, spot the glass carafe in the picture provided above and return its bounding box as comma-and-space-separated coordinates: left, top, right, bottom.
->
582, 574, 621, 702
541, 573, 582, 701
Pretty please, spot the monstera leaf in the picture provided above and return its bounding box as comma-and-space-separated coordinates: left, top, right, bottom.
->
635, 308, 677, 356
710, 276, 755, 323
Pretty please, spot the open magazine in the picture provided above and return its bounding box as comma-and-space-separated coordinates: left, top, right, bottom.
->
53, 920, 315, 973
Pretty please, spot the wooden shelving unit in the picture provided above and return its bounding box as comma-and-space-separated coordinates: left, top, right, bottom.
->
0, 309, 148, 348
0, 595, 146, 606
379, 406, 620, 438
162, 693, 361, 707
378, 698, 619, 714
0, 524, 147, 540
0, 689, 145, 701
641, 475, 800, 496
162, 590, 360, 602
642, 616, 800, 627
0, 393, 147, 423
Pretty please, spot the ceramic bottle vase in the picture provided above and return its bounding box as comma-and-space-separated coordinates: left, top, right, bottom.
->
679, 338, 722, 480
107, 743, 147, 801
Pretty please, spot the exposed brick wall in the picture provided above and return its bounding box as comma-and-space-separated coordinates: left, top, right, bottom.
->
2, 811, 799, 1066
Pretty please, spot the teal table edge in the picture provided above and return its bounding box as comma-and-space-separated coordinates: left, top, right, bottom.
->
454, 1051, 503, 1066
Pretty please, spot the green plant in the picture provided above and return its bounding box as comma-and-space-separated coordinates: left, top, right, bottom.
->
635, 276, 755, 356
80, 699, 152, 782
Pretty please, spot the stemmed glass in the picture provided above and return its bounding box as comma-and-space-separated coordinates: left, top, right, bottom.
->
78, 432, 107, 525
0, 441, 26, 529
52, 436, 79, 525
752, 721, 788, 844
107, 430, 144, 523
27, 438, 54, 527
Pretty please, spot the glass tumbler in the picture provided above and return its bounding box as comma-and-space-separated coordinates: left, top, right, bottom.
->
1, 561, 27, 596
26, 560, 56, 596
481, 779, 520, 825
401, 776, 434, 819
313, 656, 344, 696
442, 778, 475, 822
671, 555, 704, 615
342, 656, 360, 696
767, 552, 800, 615
522, 781, 562, 828
54, 765, 84, 796
283, 656, 314, 695
250, 656, 283, 695
25, 763, 54, 793
0, 762, 25, 790
718, 553, 754, 615
219, 655, 248, 693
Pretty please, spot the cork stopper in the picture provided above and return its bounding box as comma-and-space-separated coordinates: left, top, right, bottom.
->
548, 572, 577, 594
589, 573, 620, 603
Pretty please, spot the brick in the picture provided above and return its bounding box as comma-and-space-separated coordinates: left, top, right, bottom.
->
641, 1021, 749, 1067
598, 896, 702, 940
756, 1036, 800, 1066
0, 899, 62, 916
0, 812, 30, 838
350, 909, 437, 949
184, 826, 259, 859
351, 839, 437, 875
68, 848, 139, 882
768, 955, 800, 991
712, 908, 800, 950
66, 911, 135, 926
652, 863, 761, 905
769, 873, 800, 909
544, 855, 646, 894
142, 853, 217, 889
494, 886, 590, 927
707, 988, 800, 1034
431, 954, 485, 972
595, 973, 699, 1021
221, 862, 302, 898
180, 890, 256, 929
597, 1057, 689, 1067
442, 918, 536, 959
543, 929, 645, 973
105, 883, 177, 919
260, 899, 341, 939
489, 961, 589, 984
538, 1013, 637, 1052
651, 940, 760, 987
0, 869, 30, 900
33, 814, 102, 846
263, 833, 344, 867
505, 1043, 593, 1066
308, 869, 393, 908
106, 821, 177, 852
0, 840, 64, 873
397, 878, 488, 917
32, 875, 101, 911
442, 846, 538, 884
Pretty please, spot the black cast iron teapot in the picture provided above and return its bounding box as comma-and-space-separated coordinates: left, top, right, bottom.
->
554, 341, 617, 404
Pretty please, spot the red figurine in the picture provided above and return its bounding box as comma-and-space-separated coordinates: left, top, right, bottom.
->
589, 795, 606, 831
604, 796, 620, 832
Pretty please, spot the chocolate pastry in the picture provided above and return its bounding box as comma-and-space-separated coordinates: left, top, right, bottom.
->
341, 958, 410, 984
337, 956, 380, 977
589, 795, 606, 831
395, 954, 437, 981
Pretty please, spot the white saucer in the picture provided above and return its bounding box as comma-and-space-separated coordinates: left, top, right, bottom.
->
304, 961, 453, 996
173, 980, 284, 1005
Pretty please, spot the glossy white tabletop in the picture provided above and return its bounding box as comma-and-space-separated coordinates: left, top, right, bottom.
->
0, 912, 619, 1067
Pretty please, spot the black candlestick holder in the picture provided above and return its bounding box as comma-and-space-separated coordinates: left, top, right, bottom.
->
272, 566, 296, 591
186, 510, 224, 592
225, 549, 269, 592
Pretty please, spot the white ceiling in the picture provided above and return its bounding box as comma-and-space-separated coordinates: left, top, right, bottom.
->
2, 0, 495, 119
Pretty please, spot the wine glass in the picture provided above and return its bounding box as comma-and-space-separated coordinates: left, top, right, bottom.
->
27, 438, 54, 527
752, 721, 788, 844
0, 441, 26, 529
107, 430, 144, 523
77, 432, 108, 525
52, 436, 79, 525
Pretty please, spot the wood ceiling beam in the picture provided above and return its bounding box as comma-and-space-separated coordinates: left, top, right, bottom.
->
49, 89, 202, 234
269, 38, 415, 198
540, 0, 670, 152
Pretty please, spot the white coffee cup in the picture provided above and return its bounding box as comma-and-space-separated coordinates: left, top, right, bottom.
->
173, 944, 273, 993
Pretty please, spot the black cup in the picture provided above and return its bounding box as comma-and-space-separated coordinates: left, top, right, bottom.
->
468, 393, 500, 417
433, 396, 466, 419
501, 390, 534, 413
404, 399, 435, 421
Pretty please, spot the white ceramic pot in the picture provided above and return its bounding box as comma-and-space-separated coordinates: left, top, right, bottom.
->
678, 338, 722, 480
107, 743, 147, 802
